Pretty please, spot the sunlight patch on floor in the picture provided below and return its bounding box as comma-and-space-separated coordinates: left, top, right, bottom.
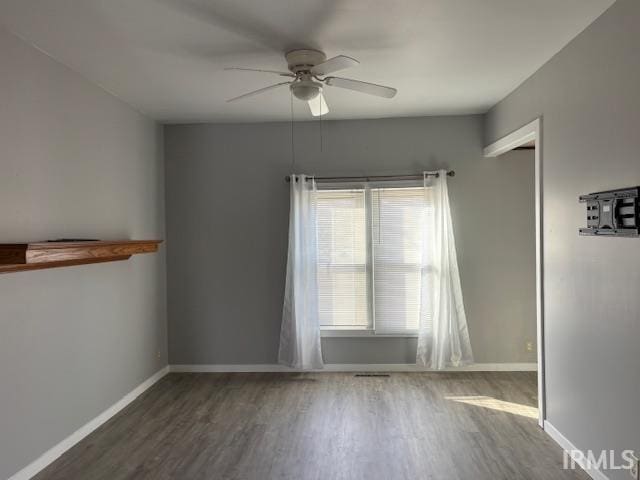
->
445, 395, 538, 419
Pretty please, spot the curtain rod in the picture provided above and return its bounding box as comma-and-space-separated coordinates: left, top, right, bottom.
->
285, 171, 455, 183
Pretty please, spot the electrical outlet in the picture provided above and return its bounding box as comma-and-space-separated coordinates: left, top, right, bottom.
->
526, 341, 534, 352
630, 452, 639, 479
156, 349, 161, 360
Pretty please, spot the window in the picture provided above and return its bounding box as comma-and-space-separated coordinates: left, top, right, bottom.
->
316, 189, 369, 329
371, 187, 426, 333
316, 184, 427, 335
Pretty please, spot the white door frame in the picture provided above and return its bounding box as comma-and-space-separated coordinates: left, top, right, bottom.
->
483, 118, 545, 428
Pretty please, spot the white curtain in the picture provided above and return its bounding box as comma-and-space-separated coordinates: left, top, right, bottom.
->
278, 174, 324, 370
417, 170, 474, 369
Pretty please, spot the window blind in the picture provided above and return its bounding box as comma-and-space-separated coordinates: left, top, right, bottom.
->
316, 189, 370, 329
371, 187, 426, 333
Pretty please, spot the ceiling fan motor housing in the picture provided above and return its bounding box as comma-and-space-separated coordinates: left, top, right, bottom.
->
285, 49, 327, 74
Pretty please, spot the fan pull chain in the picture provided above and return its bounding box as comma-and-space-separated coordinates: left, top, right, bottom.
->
319, 94, 323, 153
377, 189, 382, 244
290, 90, 295, 171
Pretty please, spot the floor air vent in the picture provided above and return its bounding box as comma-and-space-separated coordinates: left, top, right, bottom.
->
354, 373, 390, 377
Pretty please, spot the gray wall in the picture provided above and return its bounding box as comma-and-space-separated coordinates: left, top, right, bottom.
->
484, 0, 640, 478
0, 28, 167, 479
165, 116, 536, 365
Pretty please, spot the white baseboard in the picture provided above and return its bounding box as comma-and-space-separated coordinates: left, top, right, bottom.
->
543, 421, 609, 480
8, 365, 170, 480
170, 362, 537, 373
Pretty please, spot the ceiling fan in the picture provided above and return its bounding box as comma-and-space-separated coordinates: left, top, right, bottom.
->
226, 49, 397, 117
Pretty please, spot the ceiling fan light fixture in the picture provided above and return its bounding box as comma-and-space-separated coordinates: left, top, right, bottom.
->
290, 79, 322, 101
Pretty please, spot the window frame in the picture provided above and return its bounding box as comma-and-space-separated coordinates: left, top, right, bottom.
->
316, 179, 423, 338
315, 182, 372, 331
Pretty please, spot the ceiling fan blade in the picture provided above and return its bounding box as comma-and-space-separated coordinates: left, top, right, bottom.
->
308, 92, 329, 117
324, 76, 397, 98
310, 55, 359, 76
225, 67, 294, 77
227, 81, 291, 103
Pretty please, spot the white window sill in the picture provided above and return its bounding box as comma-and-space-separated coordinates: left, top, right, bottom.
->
321, 329, 418, 338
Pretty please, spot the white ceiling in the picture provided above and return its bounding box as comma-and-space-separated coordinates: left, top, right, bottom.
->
0, 0, 615, 123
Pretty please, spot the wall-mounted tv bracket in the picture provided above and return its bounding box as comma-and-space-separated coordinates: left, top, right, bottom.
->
579, 187, 640, 236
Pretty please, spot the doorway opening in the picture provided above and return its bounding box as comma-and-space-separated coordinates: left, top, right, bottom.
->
483, 118, 544, 428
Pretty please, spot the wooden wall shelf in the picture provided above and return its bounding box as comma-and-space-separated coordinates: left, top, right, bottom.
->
0, 240, 162, 274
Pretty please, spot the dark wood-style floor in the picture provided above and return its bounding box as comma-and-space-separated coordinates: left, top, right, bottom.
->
34, 372, 588, 480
